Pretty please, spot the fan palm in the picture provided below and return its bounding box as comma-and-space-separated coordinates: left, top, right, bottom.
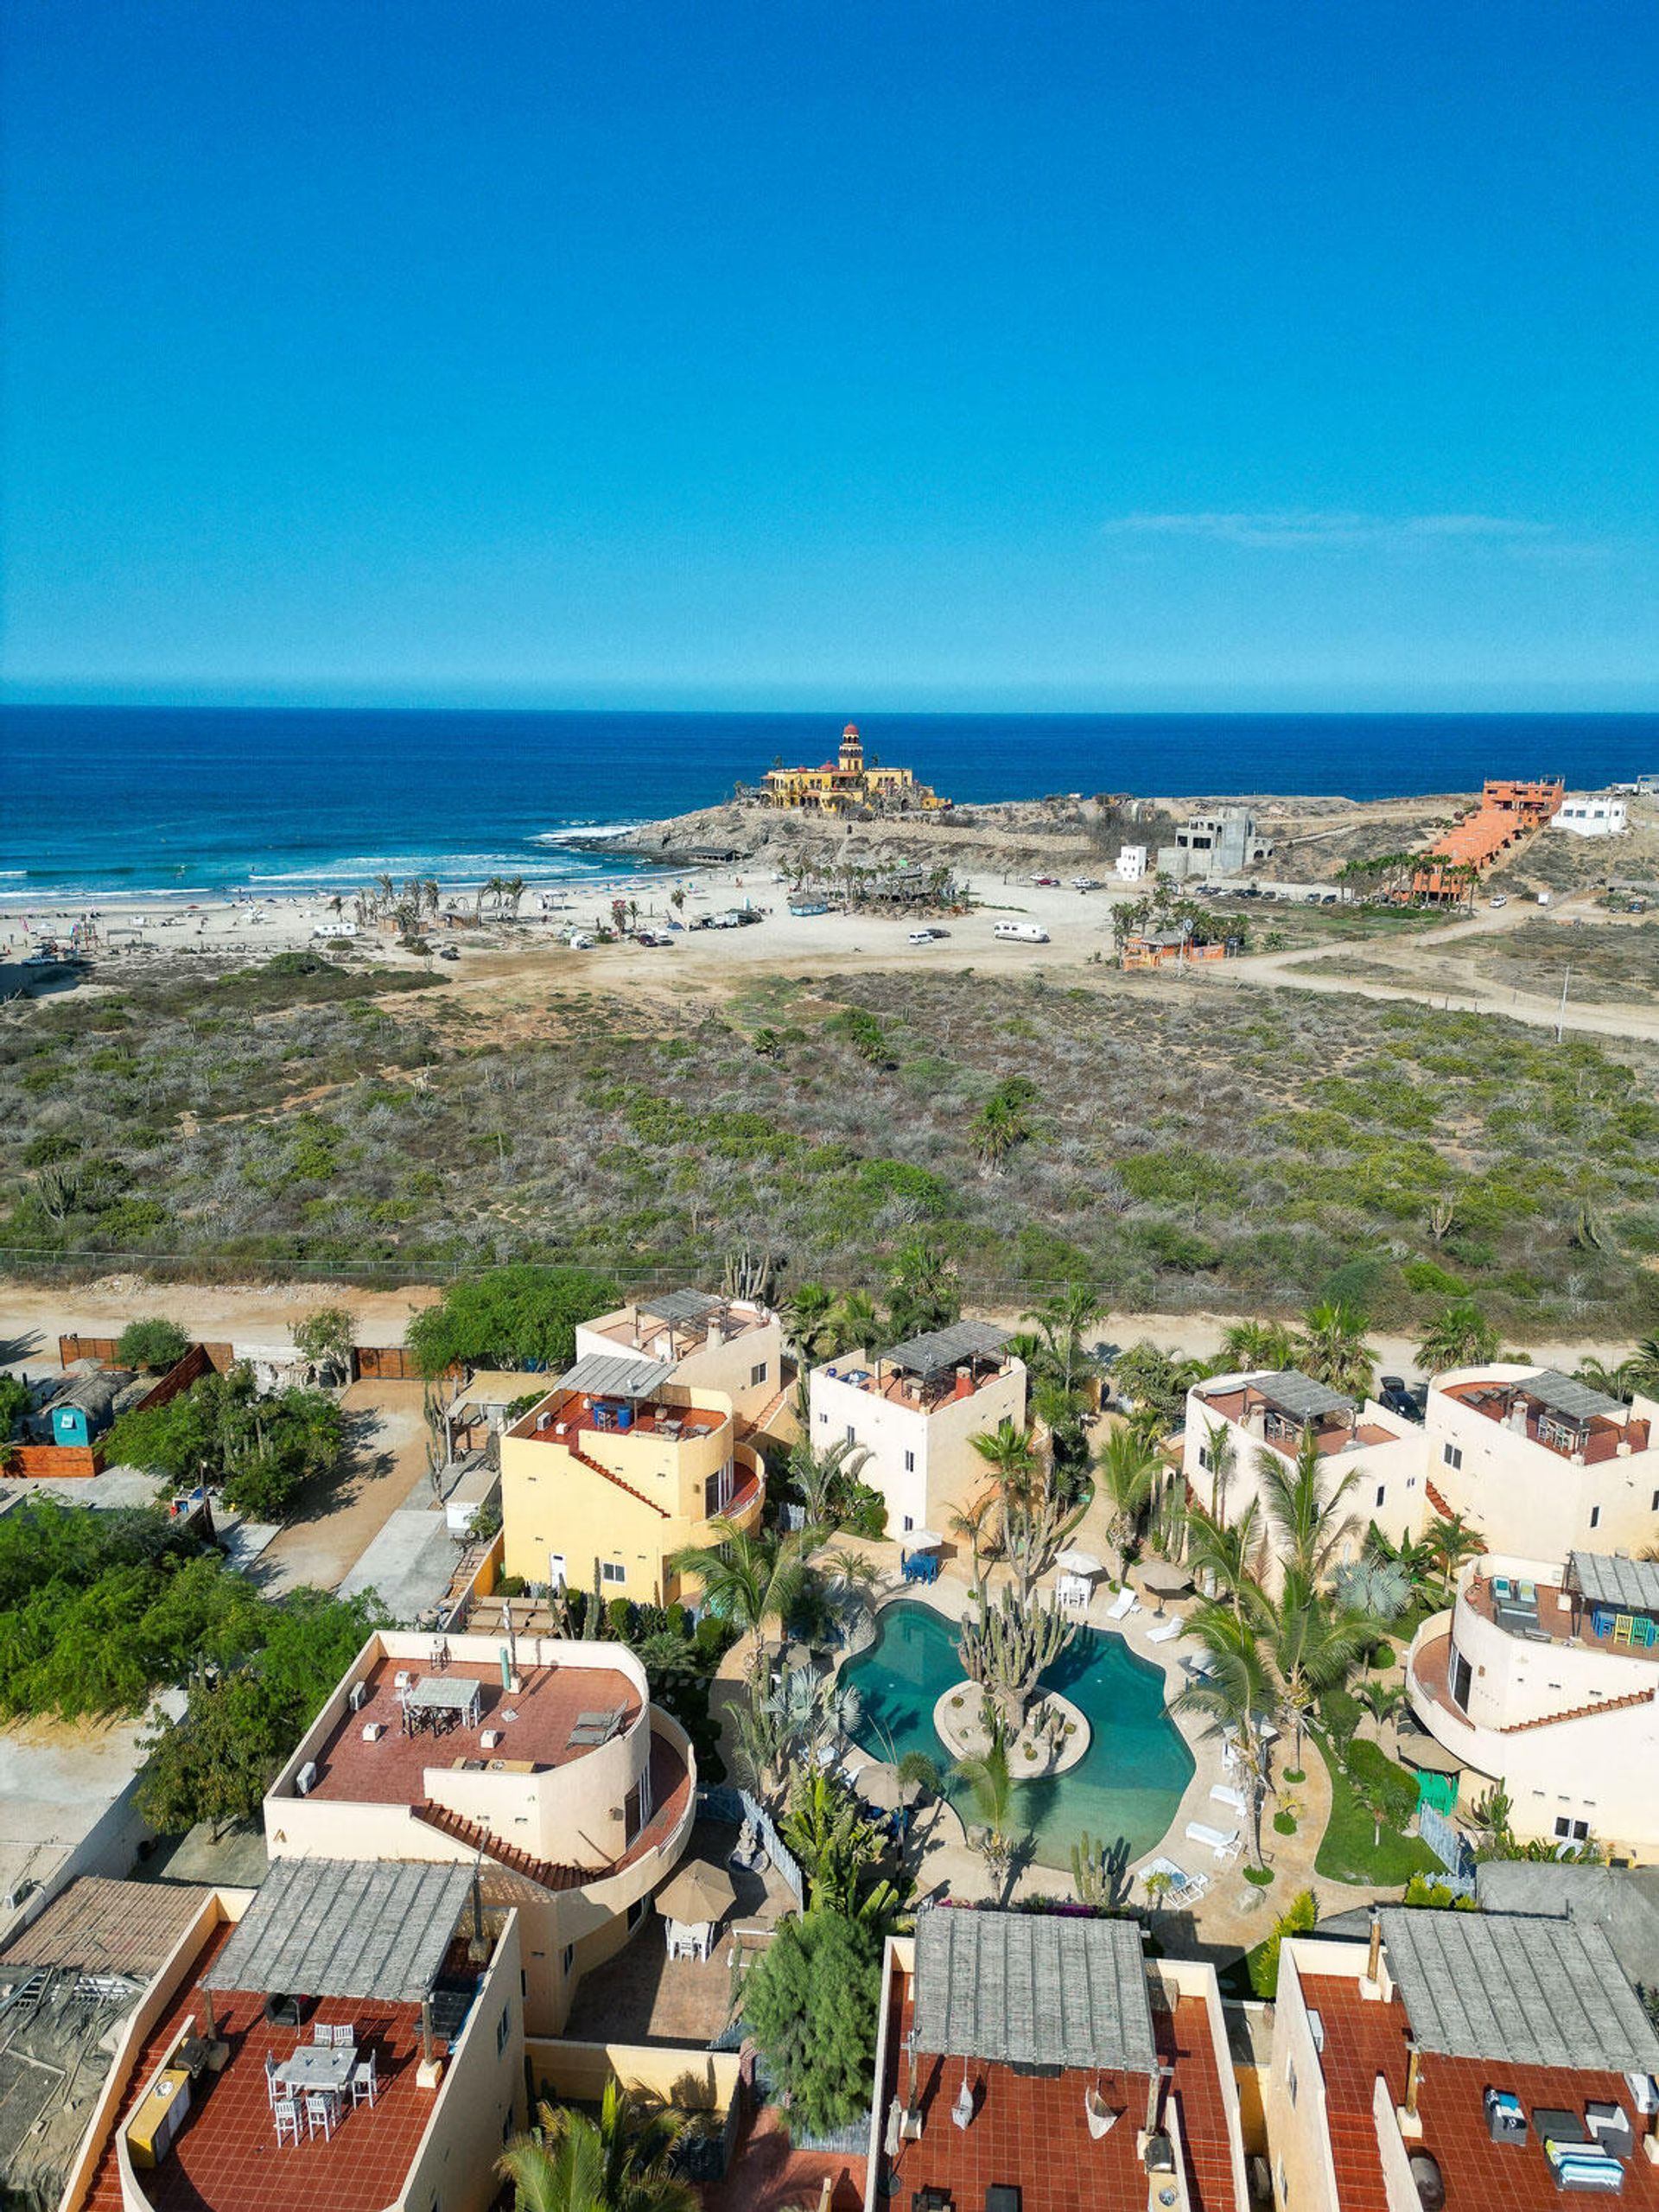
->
1295, 1302, 1376, 1399
1220, 1319, 1298, 1371
497, 2086, 695, 2212
970, 1417, 1041, 1510
1414, 1298, 1501, 1375
779, 1282, 837, 1363
826, 1287, 881, 1357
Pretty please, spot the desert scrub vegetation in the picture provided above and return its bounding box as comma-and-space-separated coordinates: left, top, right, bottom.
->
2, 959, 1656, 1335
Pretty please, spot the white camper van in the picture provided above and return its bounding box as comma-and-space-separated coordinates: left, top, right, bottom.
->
993, 920, 1050, 944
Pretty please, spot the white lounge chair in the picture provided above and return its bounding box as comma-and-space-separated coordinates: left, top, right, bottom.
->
1186, 1820, 1243, 1860
1145, 1617, 1182, 1643
1210, 1783, 1249, 1814
1105, 1586, 1141, 1621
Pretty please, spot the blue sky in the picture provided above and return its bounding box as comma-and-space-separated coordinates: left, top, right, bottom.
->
3, 1, 1656, 709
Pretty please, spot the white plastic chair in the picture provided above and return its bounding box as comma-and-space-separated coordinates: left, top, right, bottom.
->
305, 2093, 334, 2141
312, 2023, 334, 2046
351, 2054, 378, 2107
273, 2098, 301, 2147
331, 2023, 356, 2048
265, 2052, 281, 2107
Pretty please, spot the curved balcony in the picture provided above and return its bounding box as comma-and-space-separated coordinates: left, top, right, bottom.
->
1405, 1609, 1495, 1776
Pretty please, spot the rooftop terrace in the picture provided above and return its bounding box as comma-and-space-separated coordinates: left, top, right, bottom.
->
1442, 1371, 1651, 1463
1197, 1374, 1399, 1456
508, 1385, 726, 1452
298, 1652, 643, 1804
1465, 1568, 1659, 1665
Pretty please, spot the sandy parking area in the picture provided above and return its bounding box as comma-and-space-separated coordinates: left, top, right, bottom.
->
250, 1378, 435, 1596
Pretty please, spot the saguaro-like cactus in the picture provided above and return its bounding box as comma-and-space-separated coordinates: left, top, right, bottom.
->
957, 1586, 1076, 1736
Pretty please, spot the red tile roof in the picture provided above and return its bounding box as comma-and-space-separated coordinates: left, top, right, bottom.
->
875, 1963, 1240, 2211
304, 1655, 641, 1804
1301, 1973, 1659, 2212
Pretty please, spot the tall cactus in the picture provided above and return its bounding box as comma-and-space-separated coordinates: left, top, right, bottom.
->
957, 1586, 1076, 1736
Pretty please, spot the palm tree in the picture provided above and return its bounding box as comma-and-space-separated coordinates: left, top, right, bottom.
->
1629, 1336, 1659, 1397
1415, 1298, 1501, 1375
1575, 1354, 1637, 1406
825, 1287, 881, 1358
1296, 1302, 1376, 1399
1183, 1498, 1267, 1619
1023, 1287, 1103, 1392
952, 1718, 1021, 1901
970, 1417, 1041, 1511
665, 1522, 810, 1691
886, 1239, 961, 1338
970, 1092, 1028, 1175
1095, 1426, 1160, 1580
948, 1488, 1001, 1595
786, 1433, 870, 1536
1172, 1605, 1273, 1866
1262, 1569, 1375, 1768
1423, 1509, 1485, 1593
779, 1281, 836, 1363
1200, 1414, 1237, 1522
1356, 1677, 1406, 1741
1258, 1429, 1361, 1586
497, 2086, 695, 2212
1221, 1319, 1298, 1371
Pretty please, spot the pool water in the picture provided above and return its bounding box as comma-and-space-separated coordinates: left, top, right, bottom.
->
840, 1599, 1193, 1869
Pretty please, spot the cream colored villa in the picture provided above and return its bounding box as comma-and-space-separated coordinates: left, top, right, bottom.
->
571, 1287, 785, 1423
1423, 1364, 1659, 1557
807, 1320, 1027, 1538
498, 1351, 766, 1605
1180, 1370, 1427, 1586
264, 1625, 694, 2034
1407, 1549, 1659, 1856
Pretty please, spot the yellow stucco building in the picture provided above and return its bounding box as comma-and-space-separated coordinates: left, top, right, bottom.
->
500, 1351, 766, 1605
761, 721, 949, 815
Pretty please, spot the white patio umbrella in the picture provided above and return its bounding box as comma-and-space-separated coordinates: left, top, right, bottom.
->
1055, 1548, 1104, 1577
905, 1529, 944, 1551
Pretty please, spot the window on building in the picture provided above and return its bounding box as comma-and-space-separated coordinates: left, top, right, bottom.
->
627, 1897, 647, 1930
1450, 1645, 1473, 1713
1554, 1816, 1590, 1843
1651, 1489, 1658, 1513
1442, 1442, 1462, 1471
1375, 1484, 1386, 1509
1287, 2061, 1298, 2108
562, 1944, 575, 1976
601, 1560, 626, 1584
1589, 1506, 1601, 1529
904, 1449, 915, 1472
1277, 2158, 1289, 2206
750, 1361, 768, 1387
1198, 1441, 1212, 1472
846, 1424, 856, 1446
903, 1515, 913, 1532
496, 2002, 511, 2056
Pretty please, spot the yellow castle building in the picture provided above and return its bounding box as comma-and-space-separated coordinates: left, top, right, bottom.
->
760, 722, 950, 815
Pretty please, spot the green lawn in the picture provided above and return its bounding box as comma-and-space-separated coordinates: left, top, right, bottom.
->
1313, 1738, 1442, 1887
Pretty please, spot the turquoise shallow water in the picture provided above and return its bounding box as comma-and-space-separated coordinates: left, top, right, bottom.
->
840, 1598, 1193, 1869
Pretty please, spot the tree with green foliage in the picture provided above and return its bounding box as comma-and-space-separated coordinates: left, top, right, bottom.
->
741, 1910, 883, 2134
1109, 1341, 1213, 1435
1261, 1569, 1376, 1768
1182, 1498, 1267, 1620
1295, 1302, 1376, 1399
1173, 1604, 1274, 1866
1249, 1889, 1319, 1999
969, 1416, 1041, 1511
138, 1586, 391, 1835
116, 1318, 192, 1372
666, 1522, 810, 1692
1221, 1319, 1299, 1372
405, 1265, 622, 1379
0, 1372, 31, 1440
780, 1771, 892, 1919
1258, 1427, 1362, 1586
497, 2084, 696, 2212
886, 1238, 963, 1339
292, 1305, 356, 1378
785, 1433, 872, 1538
1095, 1425, 1161, 1580
1414, 1297, 1502, 1374
952, 1715, 1023, 1899
106, 1364, 344, 1522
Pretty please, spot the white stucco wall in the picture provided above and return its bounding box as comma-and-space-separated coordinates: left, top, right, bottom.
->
1424, 1370, 1659, 1560
808, 1352, 1027, 1535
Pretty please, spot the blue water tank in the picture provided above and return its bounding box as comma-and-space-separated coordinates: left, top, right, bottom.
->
615, 1404, 633, 1432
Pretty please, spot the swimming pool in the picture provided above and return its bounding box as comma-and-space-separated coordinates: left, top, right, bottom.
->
840, 1598, 1193, 1869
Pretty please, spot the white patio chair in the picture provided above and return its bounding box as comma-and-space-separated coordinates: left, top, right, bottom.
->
331, 2023, 356, 2048
312, 2023, 334, 2046
304, 2093, 334, 2141
273, 2098, 301, 2147
1185, 1820, 1242, 1860
1145, 1617, 1182, 1644
265, 2052, 282, 2107
351, 2054, 378, 2107
1105, 1586, 1140, 1621
1210, 1783, 1248, 1813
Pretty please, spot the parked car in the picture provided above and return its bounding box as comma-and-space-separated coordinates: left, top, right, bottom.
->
437, 945, 460, 961
1378, 1375, 1427, 1424
1490, 893, 1508, 909
1033, 875, 1060, 887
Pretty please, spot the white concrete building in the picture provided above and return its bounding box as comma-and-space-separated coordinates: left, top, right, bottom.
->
1181, 1369, 1427, 1589
1114, 843, 1147, 881
573, 1287, 784, 1422
1425, 1364, 1659, 1560
1407, 1550, 1659, 1857
1553, 793, 1629, 836
807, 1320, 1027, 1538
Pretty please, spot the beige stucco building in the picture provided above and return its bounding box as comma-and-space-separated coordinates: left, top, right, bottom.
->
498, 1352, 766, 1605
572, 1287, 785, 1423
807, 1320, 1027, 1538
264, 1626, 694, 2035
1423, 1364, 1659, 1558
1406, 1549, 1659, 1857
1181, 1370, 1428, 1589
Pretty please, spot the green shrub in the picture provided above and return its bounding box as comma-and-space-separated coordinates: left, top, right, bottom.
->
1318, 1255, 1407, 1319
1249, 1888, 1318, 1998
1402, 1257, 1467, 1298
1344, 1738, 1420, 1830
116, 1318, 192, 1372
606, 1596, 635, 1640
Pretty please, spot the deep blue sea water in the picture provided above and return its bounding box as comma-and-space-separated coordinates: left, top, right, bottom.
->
2, 704, 1654, 904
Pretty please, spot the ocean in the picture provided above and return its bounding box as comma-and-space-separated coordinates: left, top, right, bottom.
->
2, 703, 1655, 906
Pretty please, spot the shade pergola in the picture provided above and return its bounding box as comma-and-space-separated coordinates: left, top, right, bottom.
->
556, 1351, 677, 1400
204, 1859, 474, 2004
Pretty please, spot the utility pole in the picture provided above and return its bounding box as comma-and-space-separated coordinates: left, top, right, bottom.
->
1556, 963, 1571, 1044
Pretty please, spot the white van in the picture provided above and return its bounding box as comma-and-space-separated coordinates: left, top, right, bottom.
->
313, 921, 359, 938
994, 920, 1050, 944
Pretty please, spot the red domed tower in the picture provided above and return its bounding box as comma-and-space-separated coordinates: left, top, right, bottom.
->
838, 721, 865, 776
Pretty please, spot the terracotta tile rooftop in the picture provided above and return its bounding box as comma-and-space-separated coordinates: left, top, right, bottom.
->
302, 1654, 642, 1803
1301, 1973, 1659, 2212
511, 1389, 726, 1447
1464, 1573, 1659, 1667
88, 1924, 468, 2212
874, 1962, 1240, 2212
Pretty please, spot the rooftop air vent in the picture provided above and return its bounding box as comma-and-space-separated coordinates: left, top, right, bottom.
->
296, 1761, 319, 1796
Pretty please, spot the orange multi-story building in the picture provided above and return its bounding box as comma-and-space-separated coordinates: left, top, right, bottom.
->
1414, 777, 1564, 899
761, 722, 949, 814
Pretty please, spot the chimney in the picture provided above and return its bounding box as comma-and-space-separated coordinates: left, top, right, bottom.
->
1364, 1907, 1382, 1993
1402, 2040, 1423, 2133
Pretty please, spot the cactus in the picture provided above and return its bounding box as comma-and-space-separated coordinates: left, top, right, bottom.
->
957, 1586, 1076, 1736
1069, 1829, 1112, 1910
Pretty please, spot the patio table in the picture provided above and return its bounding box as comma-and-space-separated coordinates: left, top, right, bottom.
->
275, 2045, 355, 2096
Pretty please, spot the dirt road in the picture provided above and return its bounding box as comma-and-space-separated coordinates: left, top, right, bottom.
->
253, 1378, 435, 1596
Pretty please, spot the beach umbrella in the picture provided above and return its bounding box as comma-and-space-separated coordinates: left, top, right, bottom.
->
1395, 1733, 1465, 1776
856, 1761, 922, 1812
1140, 1561, 1194, 1599
658, 1860, 739, 1924
1055, 1548, 1103, 1577
905, 1529, 944, 1551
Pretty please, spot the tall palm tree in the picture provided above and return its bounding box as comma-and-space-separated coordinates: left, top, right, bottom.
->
779, 1281, 836, 1364
1414, 1298, 1501, 1375
1259, 1430, 1361, 1586
970, 1417, 1041, 1512
948, 1488, 1001, 1594
786, 1433, 870, 1536
497, 2086, 695, 2212
1200, 1414, 1237, 1523
1023, 1287, 1103, 1392
952, 1719, 1021, 1901
1183, 1497, 1267, 1619
665, 1522, 810, 1690
1296, 1302, 1376, 1400
1220, 1319, 1298, 1371
1095, 1426, 1161, 1580
1262, 1568, 1376, 1768
1629, 1336, 1659, 1397
825, 1287, 881, 1357
1172, 1605, 1273, 1866
1423, 1509, 1485, 1592
1574, 1355, 1637, 1406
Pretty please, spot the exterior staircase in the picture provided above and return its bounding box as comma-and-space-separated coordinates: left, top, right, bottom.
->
566, 1438, 670, 1518
1499, 1682, 1657, 1733
411, 1797, 606, 1891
